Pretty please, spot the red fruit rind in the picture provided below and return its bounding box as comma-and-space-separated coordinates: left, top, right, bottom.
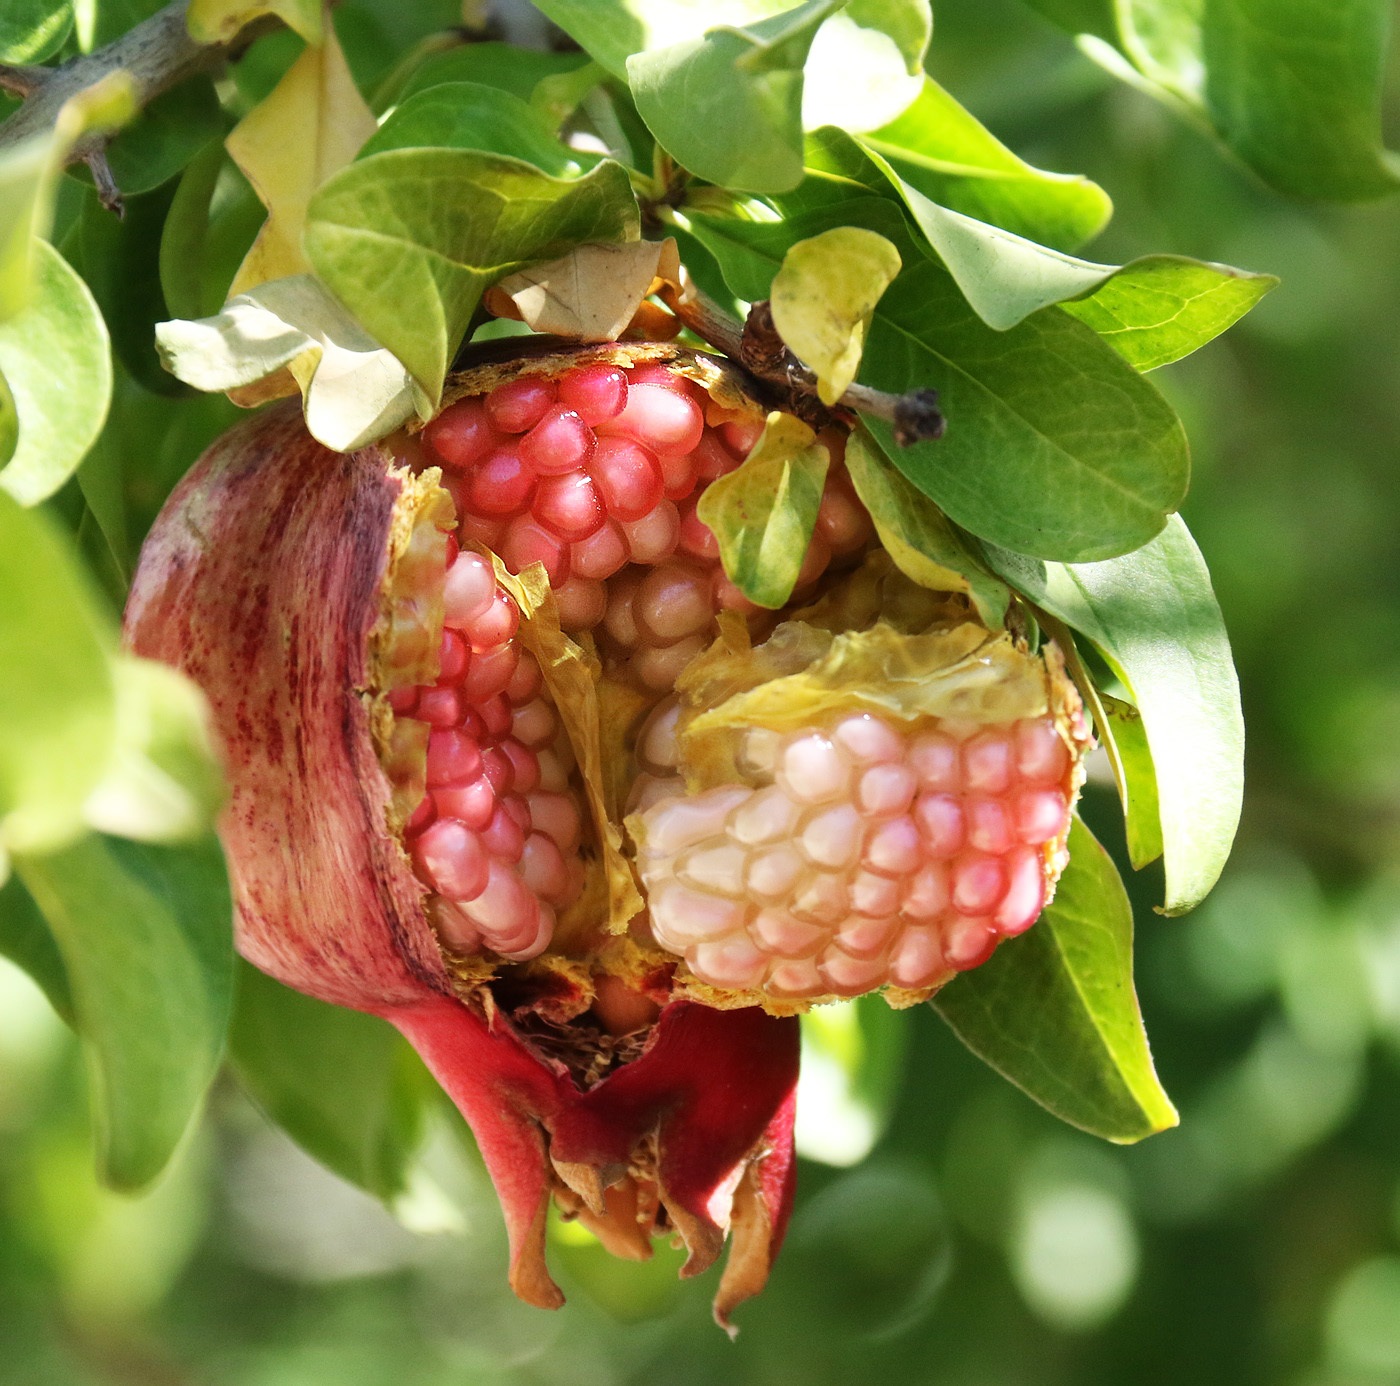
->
124, 408, 456, 1010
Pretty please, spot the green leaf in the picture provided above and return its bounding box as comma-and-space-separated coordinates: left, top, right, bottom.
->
626, 0, 844, 194
686, 197, 1189, 561
79, 179, 185, 396
83, 655, 224, 846
158, 138, 226, 322
303, 148, 638, 404
986, 515, 1242, 913
0, 0, 71, 62
862, 77, 1112, 251
770, 225, 901, 403
1101, 692, 1164, 870
360, 82, 583, 175
392, 42, 595, 106
843, 425, 1010, 627
0, 240, 113, 505
0, 872, 73, 1021
17, 834, 233, 1190
1059, 254, 1277, 371
0, 488, 115, 857
1202, 0, 1400, 200
933, 816, 1177, 1143
230, 961, 426, 1200
797, 0, 930, 133
811, 127, 1274, 351
696, 410, 830, 608
0, 366, 15, 468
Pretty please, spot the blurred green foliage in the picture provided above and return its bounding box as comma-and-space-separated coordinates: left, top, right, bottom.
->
5, 0, 1400, 1382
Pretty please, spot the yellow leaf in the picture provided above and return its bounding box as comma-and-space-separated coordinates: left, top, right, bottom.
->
186, 0, 323, 44
226, 20, 376, 296
491, 238, 678, 342
769, 226, 901, 405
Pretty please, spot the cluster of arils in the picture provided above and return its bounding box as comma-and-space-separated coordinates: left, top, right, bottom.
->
377, 349, 1086, 1011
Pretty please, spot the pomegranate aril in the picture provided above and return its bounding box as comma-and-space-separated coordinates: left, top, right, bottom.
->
633, 635, 706, 692
406, 795, 435, 834
480, 745, 514, 795
414, 819, 489, 901
478, 694, 513, 739
465, 449, 534, 517
964, 732, 1013, 792
443, 551, 495, 628
777, 735, 849, 804
416, 686, 462, 728
482, 803, 526, 861
555, 576, 606, 631
689, 432, 741, 481
966, 797, 1013, 854
423, 398, 493, 470
634, 563, 714, 644
557, 363, 627, 424
461, 643, 519, 702
504, 652, 543, 706
438, 631, 469, 683
591, 437, 665, 521
599, 384, 704, 456
466, 591, 520, 653
815, 474, 873, 555
1015, 789, 1069, 844
485, 376, 555, 433
427, 729, 483, 786
500, 739, 540, 794
520, 406, 595, 476
527, 791, 582, 854
996, 848, 1045, 934
719, 419, 763, 455
952, 856, 1006, 915
676, 504, 719, 562
570, 521, 629, 581
1016, 719, 1071, 784
434, 776, 495, 830
511, 698, 556, 749
500, 516, 569, 586
535, 470, 606, 541
658, 448, 699, 501
388, 685, 417, 714
914, 793, 964, 856
622, 503, 679, 564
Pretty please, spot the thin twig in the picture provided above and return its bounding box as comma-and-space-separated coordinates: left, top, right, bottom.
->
660, 283, 946, 444
0, 1, 270, 212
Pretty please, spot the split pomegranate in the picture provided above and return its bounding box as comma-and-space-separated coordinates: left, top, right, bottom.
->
124, 340, 1087, 1328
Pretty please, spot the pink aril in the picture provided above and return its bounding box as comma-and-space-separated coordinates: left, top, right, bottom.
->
591, 437, 665, 521
485, 376, 556, 433
416, 686, 462, 728
557, 362, 628, 424
438, 630, 469, 683
464, 590, 520, 652
913, 792, 964, 856
478, 693, 513, 738
554, 576, 606, 631
689, 432, 742, 481
413, 818, 490, 901
534, 470, 606, 541
433, 775, 495, 830
510, 698, 556, 749
406, 794, 435, 835
676, 503, 720, 562
857, 763, 917, 818
569, 521, 629, 581
519, 406, 595, 476
621, 501, 679, 563
862, 815, 922, 875
719, 419, 764, 455
519, 831, 572, 903
996, 847, 1045, 934
658, 448, 699, 500
1015, 718, 1071, 783
480, 745, 514, 795
815, 474, 873, 555
634, 562, 714, 644
464, 449, 535, 517
423, 398, 494, 470
527, 791, 582, 854
599, 384, 705, 456
482, 803, 526, 861
388, 685, 417, 714
503, 652, 543, 706
632, 635, 707, 692
500, 516, 569, 586
461, 642, 519, 702
443, 551, 496, 628
1014, 788, 1069, 845
965, 797, 1014, 854
951, 856, 1007, 915
963, 731, 1013, 793
500, 739, 540, 794
427, 728, 484, 786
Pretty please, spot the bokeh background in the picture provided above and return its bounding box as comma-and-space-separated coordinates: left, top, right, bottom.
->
6, 1, 1400, 1382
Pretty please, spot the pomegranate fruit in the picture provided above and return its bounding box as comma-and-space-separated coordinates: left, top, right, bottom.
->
124, 340, 1087, 1327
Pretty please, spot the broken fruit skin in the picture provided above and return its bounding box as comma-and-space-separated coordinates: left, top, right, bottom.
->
123, 367, 801, 1327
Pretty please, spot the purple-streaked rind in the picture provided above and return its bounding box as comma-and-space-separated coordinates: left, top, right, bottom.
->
124, 401, 450, 1009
